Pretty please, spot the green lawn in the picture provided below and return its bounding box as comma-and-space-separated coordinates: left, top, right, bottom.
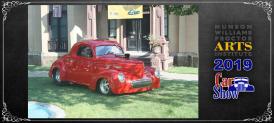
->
28, 65, 50, 71
166, 66, 198, 74
28, 77, 198, 118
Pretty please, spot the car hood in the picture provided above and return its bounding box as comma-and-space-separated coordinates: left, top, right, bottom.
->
96, 55, 145, 79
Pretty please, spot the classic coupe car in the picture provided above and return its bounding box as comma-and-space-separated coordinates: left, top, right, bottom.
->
228, 77, 255, 92
49, 40, 160, 95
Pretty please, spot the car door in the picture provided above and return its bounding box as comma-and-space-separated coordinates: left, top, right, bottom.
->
69, 45, 95, 85
63, 50, 78, 83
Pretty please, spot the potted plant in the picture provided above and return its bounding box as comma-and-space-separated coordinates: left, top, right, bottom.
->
144, 35, 162, 54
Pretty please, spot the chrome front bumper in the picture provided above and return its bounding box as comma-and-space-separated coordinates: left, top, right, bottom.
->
131, 77, 152, 88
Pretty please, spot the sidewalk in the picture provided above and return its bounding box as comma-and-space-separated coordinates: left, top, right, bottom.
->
28, 71, 198, 81
160, 71, 198, 81
28, 71, 48, 77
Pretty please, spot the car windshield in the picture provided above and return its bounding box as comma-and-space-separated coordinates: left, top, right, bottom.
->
96, 45, 124, 56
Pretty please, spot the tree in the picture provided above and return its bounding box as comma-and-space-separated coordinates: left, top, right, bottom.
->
165, 5, 199, 16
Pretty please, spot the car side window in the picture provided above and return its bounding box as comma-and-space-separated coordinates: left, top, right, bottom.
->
77, 46, 92, 58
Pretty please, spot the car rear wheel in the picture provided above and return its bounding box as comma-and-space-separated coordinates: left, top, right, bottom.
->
53, 69, 63, 84
98, 79, 112, 95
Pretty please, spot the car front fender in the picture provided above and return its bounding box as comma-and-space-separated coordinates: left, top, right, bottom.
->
144, 66, 155, 75
89, 70, 121, 90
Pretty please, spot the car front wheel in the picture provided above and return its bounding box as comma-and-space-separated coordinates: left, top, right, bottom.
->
53, 69, 63, 84
98, 79, 112, 95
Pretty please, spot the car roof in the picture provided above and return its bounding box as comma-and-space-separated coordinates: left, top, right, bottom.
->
76, 39, 119, 47
68, 39, 120, 55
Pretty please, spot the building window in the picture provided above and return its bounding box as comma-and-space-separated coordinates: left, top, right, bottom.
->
108, 20, 117, 38
164, 9, 169, 40
48, 5, 68, 52
143, 5, 150, 14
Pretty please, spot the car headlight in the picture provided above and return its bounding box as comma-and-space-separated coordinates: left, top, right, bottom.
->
117, 73, 125, 83
244, 84, 248, 87
234, 84, 238, 87
154, 70, 160, 78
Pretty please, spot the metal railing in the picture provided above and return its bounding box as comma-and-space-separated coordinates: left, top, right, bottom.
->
48, 40, 68, 52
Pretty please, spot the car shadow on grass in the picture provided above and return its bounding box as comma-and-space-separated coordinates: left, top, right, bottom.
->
28, 77, 198, 111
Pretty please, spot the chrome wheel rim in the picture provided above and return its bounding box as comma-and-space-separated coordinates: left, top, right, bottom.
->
55, 70, 61, 82
99, 79, 110, 94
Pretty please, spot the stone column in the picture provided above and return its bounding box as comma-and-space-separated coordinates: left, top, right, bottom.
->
150, 6, 160, 71
159, 5, 170, 71
40, 5, 51, 66
86, 5, 97, 39
28, 5, 42, 65
116, 20, 121, 43
176, 15, 189, 66
96, 5, 108, 39
178, 16, 186, 53
117, 19, 126, 49
150, 5, 170, 71
121, 20, 127, 51
41, 5, 50, 53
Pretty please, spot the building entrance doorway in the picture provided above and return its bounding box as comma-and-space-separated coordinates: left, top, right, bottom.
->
126, 14, 150, 51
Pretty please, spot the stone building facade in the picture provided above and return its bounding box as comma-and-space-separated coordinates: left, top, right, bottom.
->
28, 5, 198, 70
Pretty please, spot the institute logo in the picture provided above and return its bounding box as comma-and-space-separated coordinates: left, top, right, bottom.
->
213, 72, 255, 100
212, 24, 255, 100
128, 9, 140, 15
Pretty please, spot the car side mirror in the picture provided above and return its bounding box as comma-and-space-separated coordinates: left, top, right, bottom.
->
125, 53, 130, 59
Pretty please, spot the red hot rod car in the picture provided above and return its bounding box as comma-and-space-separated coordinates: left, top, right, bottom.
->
48, 40, 160, 95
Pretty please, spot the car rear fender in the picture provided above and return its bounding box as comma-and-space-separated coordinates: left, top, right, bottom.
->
49, 60, 66, 80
